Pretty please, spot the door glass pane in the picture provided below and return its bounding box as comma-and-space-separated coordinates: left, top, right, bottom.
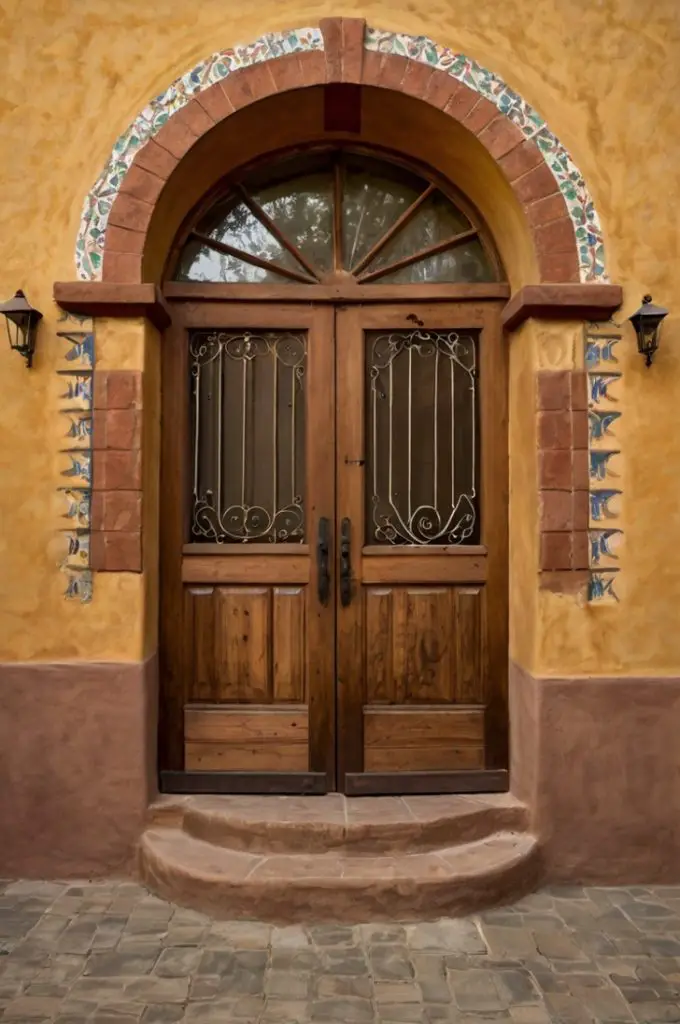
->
190, 329, 306, 543
366, 328, 479, 545
377, 239, 496, 285
362, 193, 472, 276
252, 173, 334, 274
342, 157, 423, 270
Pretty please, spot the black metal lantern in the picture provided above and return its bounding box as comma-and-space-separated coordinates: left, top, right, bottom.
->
628, 294, 669, 368
0, 290, 43, 368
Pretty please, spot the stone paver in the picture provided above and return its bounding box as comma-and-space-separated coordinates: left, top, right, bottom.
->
2, 881, 680, 1020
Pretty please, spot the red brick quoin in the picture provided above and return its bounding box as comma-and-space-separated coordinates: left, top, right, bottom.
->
101, 17, 579, 286
90, 370, 143, 572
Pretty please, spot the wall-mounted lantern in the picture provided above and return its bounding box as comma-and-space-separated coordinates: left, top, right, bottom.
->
0, 290, 43, 368
628, 294, 669, 368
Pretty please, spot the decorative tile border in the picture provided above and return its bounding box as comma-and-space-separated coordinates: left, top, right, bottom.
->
74, 24, 606, 284
75, 28, 323, 280
57, 311, 95, 603
585, 328, 623, 602
364, 29, 606, 283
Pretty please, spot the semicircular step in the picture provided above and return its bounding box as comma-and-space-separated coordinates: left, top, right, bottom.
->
138, 827, 541, 924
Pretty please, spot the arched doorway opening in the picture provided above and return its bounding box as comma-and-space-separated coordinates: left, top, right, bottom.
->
159, 143, 509, 795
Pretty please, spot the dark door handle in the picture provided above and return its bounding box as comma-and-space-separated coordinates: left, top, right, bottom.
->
317, 517, 330, 606
340, 517, 352, 607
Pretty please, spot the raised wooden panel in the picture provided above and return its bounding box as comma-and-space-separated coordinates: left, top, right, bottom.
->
364, 708, 484, 772
214, 587, 271, 702
364, 585, 486, 707
185, 706, 308, 771
365, 587, 457, 704
272, 587, 306, 702
454, 588, 484, 703
187, 587, 216, 702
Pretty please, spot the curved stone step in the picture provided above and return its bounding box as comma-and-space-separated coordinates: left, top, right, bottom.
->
154, 793, 528, 855
138, 827, 541, 924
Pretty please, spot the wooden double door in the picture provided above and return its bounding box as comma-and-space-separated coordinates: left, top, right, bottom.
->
160, 300, 508, 795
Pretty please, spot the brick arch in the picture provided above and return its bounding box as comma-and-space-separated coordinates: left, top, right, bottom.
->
76, 19, 606, 285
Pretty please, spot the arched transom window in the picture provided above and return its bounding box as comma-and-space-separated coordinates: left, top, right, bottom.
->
173, 149, 502, 286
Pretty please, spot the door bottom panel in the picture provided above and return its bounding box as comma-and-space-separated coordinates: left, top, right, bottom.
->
160, 771, 329, 795
343, 769, 509, 796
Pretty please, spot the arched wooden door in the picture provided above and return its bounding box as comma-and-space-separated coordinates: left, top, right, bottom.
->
159, 148, 509, 795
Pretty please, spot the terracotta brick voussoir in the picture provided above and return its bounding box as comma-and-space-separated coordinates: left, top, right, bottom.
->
101, 252, 142, 285
478, 116, 526, 160
171, 97, 216, 137
194, 81, 236, 124
401, 60, 436, 100
538, 249, 580, 284
153, 117, 201, 161
375, 53, 410, 92
298, 49, 327, 86
498, 139, 545, 183
266, 53, 304, 93
133, 138, 180, 181
341, 18, 366, 83
513, 162, 560, 206
443, 81, 480, 122
534, 216, 578, 255
221, 65, 276, 110
104, 225, 145, 255
106, 192, 153, 234
423, 68, 462, 111
462, 96, 498, 135
119, 164, 166, 205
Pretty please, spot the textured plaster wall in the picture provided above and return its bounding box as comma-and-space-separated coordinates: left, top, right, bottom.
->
0, 0, 679, 670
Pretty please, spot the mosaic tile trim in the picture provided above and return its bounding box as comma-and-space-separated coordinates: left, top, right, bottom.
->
57, 311, 95, 603
75, 28, 323, 280
365, 29, 606, 283
585, 328, 623, 603
74, 24, 606, 284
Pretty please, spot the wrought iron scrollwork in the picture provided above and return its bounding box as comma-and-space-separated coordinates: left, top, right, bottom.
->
368, 329, 478, 546
190, 330, 306, 544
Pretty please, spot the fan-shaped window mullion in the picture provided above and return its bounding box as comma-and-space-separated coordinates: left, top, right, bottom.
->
173, 149, 502, 286
236, 185, 321, 282
190, 231, 316, 284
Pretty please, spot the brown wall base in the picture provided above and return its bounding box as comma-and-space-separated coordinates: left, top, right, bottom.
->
0, 657, 157, 878
510, 661, 680, 884
2, 655, 679, 884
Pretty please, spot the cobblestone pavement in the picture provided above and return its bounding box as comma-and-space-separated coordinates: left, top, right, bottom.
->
2, 881, 680, 1022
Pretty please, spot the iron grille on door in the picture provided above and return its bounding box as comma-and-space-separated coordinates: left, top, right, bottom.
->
366, 329, 480, 546
189, 329, 307, 544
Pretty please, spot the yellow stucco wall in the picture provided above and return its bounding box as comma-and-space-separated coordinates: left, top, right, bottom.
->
0, 0, 678, 672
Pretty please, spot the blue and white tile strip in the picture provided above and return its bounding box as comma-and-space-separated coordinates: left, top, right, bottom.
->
585, 329, 622, 602
57, 311, 95, 603
75, 25, 607, 284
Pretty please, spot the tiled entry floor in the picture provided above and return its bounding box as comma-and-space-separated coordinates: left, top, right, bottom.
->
1, 881, 680, 1023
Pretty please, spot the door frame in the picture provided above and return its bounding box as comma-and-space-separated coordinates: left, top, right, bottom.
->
158, 288, 509, 795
